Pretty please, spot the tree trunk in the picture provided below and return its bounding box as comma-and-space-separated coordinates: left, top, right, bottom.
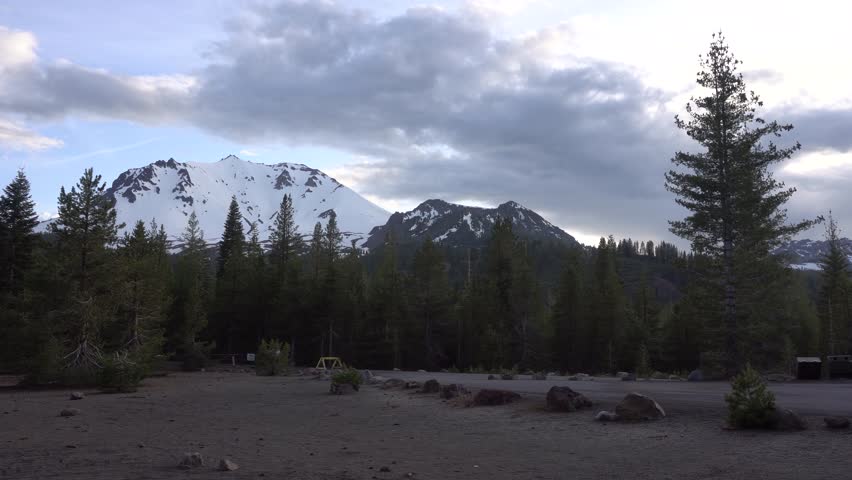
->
723, 238, 737, 377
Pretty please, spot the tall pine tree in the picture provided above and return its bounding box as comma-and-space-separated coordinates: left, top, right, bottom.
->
665, 33, 816, 375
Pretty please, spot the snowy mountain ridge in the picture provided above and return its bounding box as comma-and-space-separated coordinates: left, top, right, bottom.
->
364, 198, 578, 249
101, 155, 390, 247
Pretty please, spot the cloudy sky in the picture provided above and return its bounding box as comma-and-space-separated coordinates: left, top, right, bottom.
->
1, 0, 851, 245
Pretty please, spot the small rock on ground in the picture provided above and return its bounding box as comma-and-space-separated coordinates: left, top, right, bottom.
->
59, 408, 81, 417
772, 409, 807, 431
824, 416, 850, 429
473, 389, 521, 406
218, 458, 239, 471
69, 392, 85, 400
404, 381, 422, 390
178, 452, 204, 469
420, 379, 440, 394
595, 410, 619, 422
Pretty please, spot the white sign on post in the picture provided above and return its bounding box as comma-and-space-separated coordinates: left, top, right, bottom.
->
246, 353, 256, 362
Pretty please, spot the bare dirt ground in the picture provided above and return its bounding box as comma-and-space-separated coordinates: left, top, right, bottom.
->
2, 371, 851, 480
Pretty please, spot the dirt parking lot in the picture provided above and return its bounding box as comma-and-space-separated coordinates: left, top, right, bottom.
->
2, 371, 851, 479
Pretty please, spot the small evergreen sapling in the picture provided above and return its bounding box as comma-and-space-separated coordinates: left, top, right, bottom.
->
255, 339, 290, 376
725, 363, 776, 429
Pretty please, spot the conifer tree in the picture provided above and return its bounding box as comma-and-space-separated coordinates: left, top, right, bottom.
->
217, 196, 245, 277
665, 33, 816, 375
552, 248, 585, 371
269, 193, 302, 269
818, 213, 851, 377
49, 168, 122, 375
0, 170, 39, 292
171, 212, 210, 353
410, 238, 451, 369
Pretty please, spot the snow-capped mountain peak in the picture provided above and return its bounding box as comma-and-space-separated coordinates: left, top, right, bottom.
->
364, 198, 577, 249
103, 155, 389, 246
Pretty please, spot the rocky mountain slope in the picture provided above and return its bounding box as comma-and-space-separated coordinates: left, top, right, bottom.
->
364, 199, 578, 249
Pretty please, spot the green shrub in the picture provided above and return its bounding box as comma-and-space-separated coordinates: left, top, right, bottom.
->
256, 339, 290, 376
725, 363, 777, 429
23, 336, 63, 385
181, 341, 213, 372
331, 368, 362, 388
97, 352, 144, 393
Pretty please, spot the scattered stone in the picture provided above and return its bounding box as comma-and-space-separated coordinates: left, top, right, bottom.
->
621, 373, 636, 382
687, 370, 703, 382
651, 371, 668, 380
417, 369, 427, 373
440, 384, 469, 400
420, 379, 440, 394
500, 373, 516, 380
824, 416, 850, 429
393, 368, 401, 371
668, 375, 683, 381
381, 378, 406, 390
772, 409, 807, 431
330, 383, 358, 395
404, 381, 422, 390
178, 452, 204, 469
487, 374, 497, 380
69, 392, 85, 400
59, 408, 81, 417
764, 373, 795, 382
379, 466, 391, 472
473, 389, 521, 406
616, 371, 630, 379
361, 370, 374, 384
532, 373, 547, 381
614, 392, 666, 421
595, 410, 619, 422
217, 458, 239, 471
547, 372, 559, 377
546, 386, 592, 412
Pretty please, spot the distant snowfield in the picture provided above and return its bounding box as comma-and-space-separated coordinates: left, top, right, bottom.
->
39, 155, 390, 247
791, 262, 820, 271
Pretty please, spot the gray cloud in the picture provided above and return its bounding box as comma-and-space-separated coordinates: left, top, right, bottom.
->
1, 1, 850, 242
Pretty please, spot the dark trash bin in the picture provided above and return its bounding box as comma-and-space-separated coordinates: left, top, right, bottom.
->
829, 355, 852, 379
796, 356, 821, 380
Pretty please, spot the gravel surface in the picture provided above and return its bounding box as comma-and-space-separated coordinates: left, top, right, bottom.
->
1, 371, 851, 479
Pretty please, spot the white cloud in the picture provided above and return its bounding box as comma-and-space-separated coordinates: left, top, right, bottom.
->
239, 149, 258, 157
0, 27, 37, 68
0, 118, 63, 151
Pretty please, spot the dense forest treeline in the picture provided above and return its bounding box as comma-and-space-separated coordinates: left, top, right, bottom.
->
0, 166, 840, 383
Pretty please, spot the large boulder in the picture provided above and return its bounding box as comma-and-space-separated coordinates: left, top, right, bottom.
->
621, 373, 636, 382
360, 370, 374, 384
772, 409, 807, 431
824, 416, 850, 429
687, 369, 703, 382
473, 389, 522, 406
614, 393, 666, 421
420, 379, 440, 394
440, 384, 469, 400
616, 371, 630, 380
69, 391, 85, 400
381, 378, 406, 390
546, 386, 592, 412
